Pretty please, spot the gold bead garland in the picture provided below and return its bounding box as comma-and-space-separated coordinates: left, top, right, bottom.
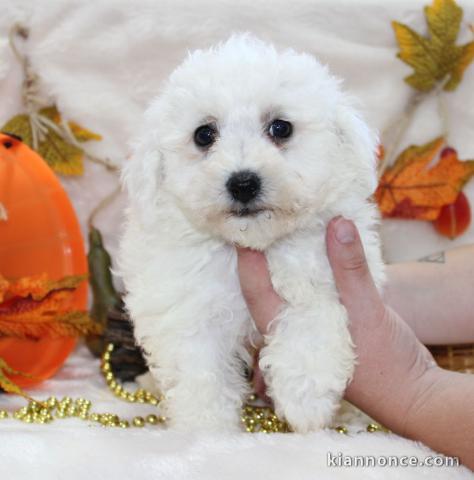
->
102, 343, 291, 433
0, 343, 385, 434
241, 400, 291, 433
101, 343, 163, 408
0, 344, 165, 428
0, 393, 166, 428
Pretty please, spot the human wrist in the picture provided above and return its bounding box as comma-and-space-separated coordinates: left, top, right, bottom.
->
346, 362, 441, 436
401, 365, 465, 439
400, 366, 474, 468
344, 306, 437, 433
397, 364, 445, 436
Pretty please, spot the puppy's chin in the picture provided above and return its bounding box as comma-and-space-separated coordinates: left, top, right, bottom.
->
214, 210, 296, 250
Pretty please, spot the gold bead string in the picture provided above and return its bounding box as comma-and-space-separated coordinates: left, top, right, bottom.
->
102, 344, 291, 433
0, 396, 163, 428
101, 343, 163, 407
241, 401, 291, 433
102, 344, 385, 434
0, 343, 165, 428
0, 342, 385, 434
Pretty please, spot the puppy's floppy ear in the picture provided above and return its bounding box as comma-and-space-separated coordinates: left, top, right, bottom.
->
121, 137, 164, 222
335, 103, 379, 195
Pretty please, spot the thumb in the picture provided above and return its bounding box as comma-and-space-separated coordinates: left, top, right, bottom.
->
326, 217, 384, 322
236, 248, 283, 334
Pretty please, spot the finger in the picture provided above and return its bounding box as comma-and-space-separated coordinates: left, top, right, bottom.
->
236, 248, 283, 334
326, 217, 384, 322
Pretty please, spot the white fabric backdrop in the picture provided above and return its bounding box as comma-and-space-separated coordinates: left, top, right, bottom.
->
1, 1, 474, 478
1, 0, 474, 265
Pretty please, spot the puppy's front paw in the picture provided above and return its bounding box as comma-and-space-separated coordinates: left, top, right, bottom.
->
264, 364, 344, 433
259, 299, 356, 433
276, 391, 340, 433
259, 314, 355, 432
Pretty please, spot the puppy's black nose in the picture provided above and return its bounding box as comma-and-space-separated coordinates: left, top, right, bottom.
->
226, 170, 261, 204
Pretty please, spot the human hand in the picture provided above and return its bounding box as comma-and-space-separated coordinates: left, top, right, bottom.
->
237, 216, 436, 432
237, 217, 474, 468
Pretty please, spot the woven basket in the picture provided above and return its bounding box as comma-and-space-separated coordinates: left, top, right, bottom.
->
428, 344, 474, 374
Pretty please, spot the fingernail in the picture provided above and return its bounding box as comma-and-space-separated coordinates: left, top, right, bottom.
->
334, 217, 356, 244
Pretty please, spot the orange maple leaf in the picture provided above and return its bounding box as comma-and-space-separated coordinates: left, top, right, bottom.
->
375, 138, 474, 220
0, 273, 101, 340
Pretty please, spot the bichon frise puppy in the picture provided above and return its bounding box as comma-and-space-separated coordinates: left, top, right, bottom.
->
119, 35, 384, 433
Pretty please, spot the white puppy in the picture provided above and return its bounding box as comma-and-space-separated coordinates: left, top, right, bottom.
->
119, 35, 384, 433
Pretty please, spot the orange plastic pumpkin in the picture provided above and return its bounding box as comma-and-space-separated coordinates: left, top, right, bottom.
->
0, 133, 88, 387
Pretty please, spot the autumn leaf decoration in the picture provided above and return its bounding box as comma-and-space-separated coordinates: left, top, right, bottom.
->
2, 106, 101, 176
0, 273, 102, 340
392, 0, 474, 92
2, 25, 116, 176
376, 138, 474, 238
0, 358, 38, 400
379, 0, 474, 238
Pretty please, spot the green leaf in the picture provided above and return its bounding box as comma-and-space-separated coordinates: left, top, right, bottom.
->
86, 227, 121, 357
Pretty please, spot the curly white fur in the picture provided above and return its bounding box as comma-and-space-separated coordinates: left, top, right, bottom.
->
118, 34, 385, 433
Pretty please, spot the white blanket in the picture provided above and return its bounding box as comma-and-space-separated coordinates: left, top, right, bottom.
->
1, 345, 472, 479
0, 1, 474, 478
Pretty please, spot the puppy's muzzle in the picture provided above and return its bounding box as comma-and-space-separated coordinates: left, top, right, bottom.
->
226, 170, 261, 204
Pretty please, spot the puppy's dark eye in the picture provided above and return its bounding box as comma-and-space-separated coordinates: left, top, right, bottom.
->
268, 119, 292, 140
194, 124, 217, 148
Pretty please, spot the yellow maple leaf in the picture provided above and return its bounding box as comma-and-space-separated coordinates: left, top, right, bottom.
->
46, 106, 102, 142
1, 106, 101, 176
392, 0, 474, 92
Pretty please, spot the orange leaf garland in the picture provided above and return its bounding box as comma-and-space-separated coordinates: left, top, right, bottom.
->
0, 311, 98, 340
0, 275, 9, 303
375, 138, 474, 221
0, 273, 101, 340
2, 272, 86, 301
0, 357, 37, 400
